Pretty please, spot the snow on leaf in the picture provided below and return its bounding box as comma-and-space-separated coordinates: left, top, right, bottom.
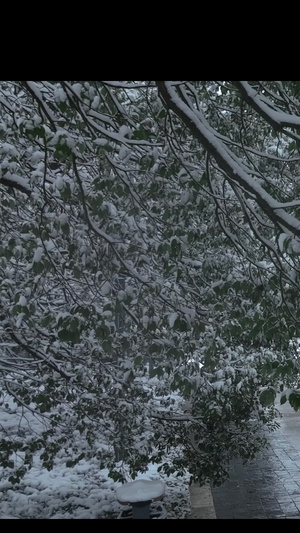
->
212, 380, 225, 391
290, 238, 300, 253
168, 313, 178, 328
33, 247, 43, 263
19, 295, 27, 306
0, 80, 296, 494
55, 176, 64, 191
118, 125, 131, 138
100, 281, 111, 296
142, 315, 149, 328
278, 233, 288, 252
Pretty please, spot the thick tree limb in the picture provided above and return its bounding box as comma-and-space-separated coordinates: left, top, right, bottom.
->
155, 81, 300, 238
0, 177, 31, 195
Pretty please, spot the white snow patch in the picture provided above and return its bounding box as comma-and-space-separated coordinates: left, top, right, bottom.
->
116, 479, 165, 503
168, 313, 178, 328
18, 295, 27, 306
100, 281, 111, 296
33, 247, 43, 263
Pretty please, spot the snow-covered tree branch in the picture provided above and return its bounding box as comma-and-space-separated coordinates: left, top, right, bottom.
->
1, 81, 300, 488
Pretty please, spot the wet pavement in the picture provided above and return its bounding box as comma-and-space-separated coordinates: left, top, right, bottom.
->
211, 400, 300, 519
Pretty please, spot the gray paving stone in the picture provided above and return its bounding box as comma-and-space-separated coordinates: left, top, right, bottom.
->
211, 399, 300, 519
188, 484, 217, 519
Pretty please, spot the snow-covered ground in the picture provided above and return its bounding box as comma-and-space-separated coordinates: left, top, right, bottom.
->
0, 393, 191, 519
0, 459, 191, 519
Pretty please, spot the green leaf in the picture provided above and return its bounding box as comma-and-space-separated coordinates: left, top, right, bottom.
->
288, 392, 300, 411
61, 223, 70, 235
187, 231, 195, 244
288, 141, 296, 152
170, 239, 181, 258
73, 266, 81, 279
58, 328, 81, 344
174, 316, 188, 332
69, 317, 79, 332
95, 325, 110, 339
42, 314, 52, 327
26, 126, 45, 139
57, 329, 72, 342
79, 306, 90, 319
102, 337, 112, 354
54, 144, 72, 161
102, 144, 114, 152
156, 109, 166, 119
132, 129, 150, 141
280, 395, 287, 405
33, 261, 45, 274
56, 101, 68, 113
149, 343, 159, 354
259, 388, 276, 407
149, 366, 164, 378
60, 182, 72, 201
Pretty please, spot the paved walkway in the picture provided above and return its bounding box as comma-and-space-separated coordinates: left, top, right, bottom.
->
188, 484, 216, 519
210, 399, 300, 519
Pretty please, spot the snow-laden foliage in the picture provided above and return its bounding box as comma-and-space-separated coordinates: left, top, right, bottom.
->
1, 81, 300, 488
0, 395, 191, 519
